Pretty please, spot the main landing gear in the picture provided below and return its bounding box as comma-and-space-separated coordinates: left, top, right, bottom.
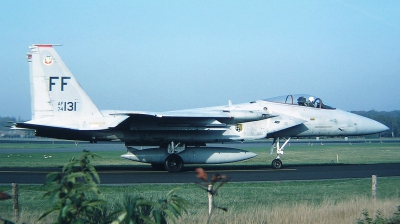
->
165, 154, 184, 172
270, 137, 290, 169
164, 141, 185, 173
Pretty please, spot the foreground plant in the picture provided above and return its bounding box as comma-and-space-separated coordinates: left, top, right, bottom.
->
195, 168, 230, 224
38, 150, 187, 224
0, 192, 14, 224
110, 189, 188, 224
39, 150, 106, 223
357, 206, 400, 224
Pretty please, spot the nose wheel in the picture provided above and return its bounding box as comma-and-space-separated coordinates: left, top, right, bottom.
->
271, 159, 282, 169
270, 137, 290, 169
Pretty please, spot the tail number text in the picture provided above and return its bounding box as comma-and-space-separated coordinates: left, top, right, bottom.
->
58, 102, 77, 111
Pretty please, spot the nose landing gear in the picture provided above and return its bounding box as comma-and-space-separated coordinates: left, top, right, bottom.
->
270, 137, 290, 169
271, 158, 282, 169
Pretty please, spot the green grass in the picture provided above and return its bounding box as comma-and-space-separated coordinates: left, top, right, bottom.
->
0, 177, 399, 223
0, 142, 399, 168
0, 141, 399, 223
0, 150, 138, 167
249, 142, 400, 165
0, 143, 78, 149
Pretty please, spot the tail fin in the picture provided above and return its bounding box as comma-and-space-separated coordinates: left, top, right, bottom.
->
27, 44, 103, 128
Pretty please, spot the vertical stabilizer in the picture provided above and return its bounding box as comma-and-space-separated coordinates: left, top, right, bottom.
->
27, 44, 103, 128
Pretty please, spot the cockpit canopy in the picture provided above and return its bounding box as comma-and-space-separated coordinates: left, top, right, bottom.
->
264, 94, 335, 110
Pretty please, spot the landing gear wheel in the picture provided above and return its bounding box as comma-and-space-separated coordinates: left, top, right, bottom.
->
271, 159, 283, 169
151, 163, 165, 171
165, 154, 184, 173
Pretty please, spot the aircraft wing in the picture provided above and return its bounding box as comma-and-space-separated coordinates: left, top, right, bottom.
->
111, 110, 277, 127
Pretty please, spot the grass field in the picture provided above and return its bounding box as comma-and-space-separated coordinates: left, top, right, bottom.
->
0, 178, 399, 223
0, 141, 399, 168
0, 140, 399, 223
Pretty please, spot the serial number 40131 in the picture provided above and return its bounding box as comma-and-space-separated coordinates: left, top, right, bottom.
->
58, 102, 77, 111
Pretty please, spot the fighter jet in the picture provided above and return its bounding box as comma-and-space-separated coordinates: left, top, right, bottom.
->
14, 44, 389, 172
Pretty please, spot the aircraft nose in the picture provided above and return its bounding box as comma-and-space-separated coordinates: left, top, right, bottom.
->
356, 116, 389, 135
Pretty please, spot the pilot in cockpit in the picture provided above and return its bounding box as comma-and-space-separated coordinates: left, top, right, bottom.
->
297, 96, 315, 107
308, 97, 315, 107
297, 96, 335, 109
297, 96, 306, 106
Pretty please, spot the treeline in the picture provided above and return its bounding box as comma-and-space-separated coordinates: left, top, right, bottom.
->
351, 110, 400, 137
0, 116, 16, 131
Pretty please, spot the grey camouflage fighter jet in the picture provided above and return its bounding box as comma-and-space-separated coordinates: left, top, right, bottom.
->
14, 44, 389, 172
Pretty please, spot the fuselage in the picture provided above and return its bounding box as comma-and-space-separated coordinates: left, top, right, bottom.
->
29, 96, 388, 146
17, 44, 388, 148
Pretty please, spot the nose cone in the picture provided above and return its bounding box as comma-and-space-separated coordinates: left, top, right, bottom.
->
356, 116, 389, 135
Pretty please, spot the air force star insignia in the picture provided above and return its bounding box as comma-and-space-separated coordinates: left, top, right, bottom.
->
43, 55, 53, 66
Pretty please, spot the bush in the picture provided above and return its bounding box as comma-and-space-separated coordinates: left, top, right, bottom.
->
357, 206, 400, 224
39, 150, 188, 224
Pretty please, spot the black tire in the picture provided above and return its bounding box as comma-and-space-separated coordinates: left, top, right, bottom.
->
165, 154, 184, 173
151, 163, 165, 171
271, 159, 283, 169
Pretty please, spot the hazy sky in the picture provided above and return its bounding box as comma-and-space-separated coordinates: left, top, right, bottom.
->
1, 1, 399, 120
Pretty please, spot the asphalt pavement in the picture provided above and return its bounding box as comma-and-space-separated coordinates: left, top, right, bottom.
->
1, 138, 399, 184
1, 163, 399, 185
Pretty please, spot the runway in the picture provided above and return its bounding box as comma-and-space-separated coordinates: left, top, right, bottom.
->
1, 139, 399, 184
1, 163, 399, 184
